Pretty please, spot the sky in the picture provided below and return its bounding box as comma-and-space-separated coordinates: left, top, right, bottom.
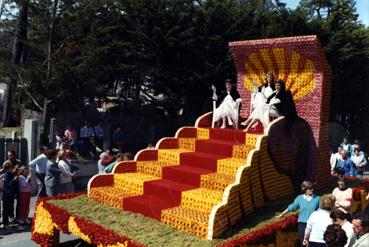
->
283, 0, 369, 26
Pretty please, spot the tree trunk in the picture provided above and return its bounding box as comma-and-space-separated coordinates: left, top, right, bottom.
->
11, 0, 29, 65
43, 0, 59, 130
47, 0, 59, 79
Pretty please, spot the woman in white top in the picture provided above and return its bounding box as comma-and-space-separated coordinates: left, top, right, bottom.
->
57, 150, 75, 194
304, 194, 336, 247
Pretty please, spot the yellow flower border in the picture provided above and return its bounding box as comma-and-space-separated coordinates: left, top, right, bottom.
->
33, 202, 55, 236
68, 216, 91, 243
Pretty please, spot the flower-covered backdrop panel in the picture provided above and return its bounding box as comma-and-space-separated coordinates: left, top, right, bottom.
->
229, 36, 332, 187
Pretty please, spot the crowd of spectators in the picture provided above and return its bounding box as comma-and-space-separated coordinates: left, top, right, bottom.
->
56, 121, 125, 160
0, 147, 81, 229
0, 119, 139, 230
277, 178, 369, 247
331, 137, 368, 178
97, 151, 133, 174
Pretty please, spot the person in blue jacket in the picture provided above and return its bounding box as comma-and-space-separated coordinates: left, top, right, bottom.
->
335, 150, 357, 176
276, 181, 320, 246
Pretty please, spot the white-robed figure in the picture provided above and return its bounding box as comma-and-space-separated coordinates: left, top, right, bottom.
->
242, 80, 286, 132
212, 79, 242, 129
250, 72, 276, 111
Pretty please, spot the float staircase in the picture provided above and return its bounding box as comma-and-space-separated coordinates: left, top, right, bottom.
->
88, 126, 293, 239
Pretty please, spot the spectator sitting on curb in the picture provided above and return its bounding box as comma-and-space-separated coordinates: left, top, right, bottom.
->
104, 152, 134, 174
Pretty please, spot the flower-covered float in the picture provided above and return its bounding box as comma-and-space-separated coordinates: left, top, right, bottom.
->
33, 35, 342, 246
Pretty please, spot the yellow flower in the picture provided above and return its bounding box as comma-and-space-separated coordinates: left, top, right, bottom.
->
68, 216, 91, 244
33, 202, 55, 236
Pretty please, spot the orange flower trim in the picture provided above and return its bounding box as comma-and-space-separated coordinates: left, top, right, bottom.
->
197, 128, 210, 140
161, 206, 209, 239
178, 138, 197, 151
136, 161, 174, 177
158, 149, 187, 164
113, 173, 158, 194
232, 144, 252, 159
89, 187, 137, 208
201, 173, 235, 191
217, 158, 247, 175
181, 188, 223, 213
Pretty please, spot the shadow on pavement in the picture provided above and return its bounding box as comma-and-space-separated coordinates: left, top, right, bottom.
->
0, 223, 32, 236
57, 239, 95, 247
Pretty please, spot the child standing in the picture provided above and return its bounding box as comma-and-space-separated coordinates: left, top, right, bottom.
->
17, 166, 32, 224
1, 163, 18, 229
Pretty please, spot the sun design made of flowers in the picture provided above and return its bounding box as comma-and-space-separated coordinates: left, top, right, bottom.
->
243, 47, 316, 101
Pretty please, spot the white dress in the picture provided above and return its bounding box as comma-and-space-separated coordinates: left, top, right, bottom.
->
251, 85, 274, 110
249, 91, 281, 128
213, 92, 240, 124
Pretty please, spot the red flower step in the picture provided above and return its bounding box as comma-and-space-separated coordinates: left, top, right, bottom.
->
180, 152, 226, 171
162, 165, 214, 187
123, 195, 178, 220
143, 179, 196, 205
209, 128, 246, 143
195, 139, 235, 156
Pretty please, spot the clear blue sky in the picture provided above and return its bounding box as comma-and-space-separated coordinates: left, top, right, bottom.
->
283, 0, 369, 26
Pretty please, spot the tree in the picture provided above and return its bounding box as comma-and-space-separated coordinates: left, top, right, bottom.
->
11, 0, 29, 65
318, 0, 369, 137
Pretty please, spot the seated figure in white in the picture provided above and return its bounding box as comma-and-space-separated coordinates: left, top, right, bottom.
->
242, 80, 286, 132
241, 72, 275, 127
212, 79, 242, 129
251, 72, 276, 110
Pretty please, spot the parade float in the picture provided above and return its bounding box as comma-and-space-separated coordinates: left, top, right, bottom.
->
32, 35, 362, 247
